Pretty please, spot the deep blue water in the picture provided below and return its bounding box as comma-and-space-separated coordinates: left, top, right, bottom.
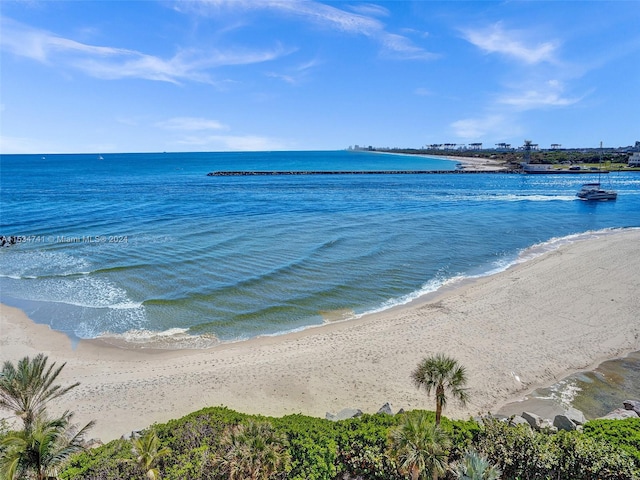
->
1, 151, 639, 345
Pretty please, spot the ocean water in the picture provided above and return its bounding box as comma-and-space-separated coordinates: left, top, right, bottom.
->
1, 151, 639, 347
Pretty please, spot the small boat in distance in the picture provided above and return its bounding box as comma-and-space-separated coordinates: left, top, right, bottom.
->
576, 183, 617, 201
576, 142, 617, 201
98, 154, 104, 160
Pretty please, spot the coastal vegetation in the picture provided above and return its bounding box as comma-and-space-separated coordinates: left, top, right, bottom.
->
0, 354, 94, 480
387, 412, 451, 480
412, 354, 469, 427
1, 354, 639, 479
54, 408, 639, 480
371, 146, 640, 171
0, 354, 80, 433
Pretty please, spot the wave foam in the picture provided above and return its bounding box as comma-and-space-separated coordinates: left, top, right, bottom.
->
356, 227, 637, 321
97, 328, 219, 350
0, 250, 91, 279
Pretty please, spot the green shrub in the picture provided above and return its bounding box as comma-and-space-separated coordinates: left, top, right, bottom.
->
334, 413, 401, 479
583, 418, 640, 467
273, 414, 339, 480
59, 438, 137, 480
58, 407, 638, 480
153, 406, 247, 454
475, 417, 639, 480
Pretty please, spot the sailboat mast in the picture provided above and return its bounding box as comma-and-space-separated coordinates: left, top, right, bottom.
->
599, 141, 602, 183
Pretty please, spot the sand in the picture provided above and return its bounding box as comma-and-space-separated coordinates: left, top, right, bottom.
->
1, 229, 639, 442
427, 154, 508, 171
372, 150, 508, 171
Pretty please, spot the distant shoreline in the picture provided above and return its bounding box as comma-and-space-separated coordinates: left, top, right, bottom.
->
368, 149, 509, 171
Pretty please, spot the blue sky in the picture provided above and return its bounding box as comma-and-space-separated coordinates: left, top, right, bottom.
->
1, 0, 639, 153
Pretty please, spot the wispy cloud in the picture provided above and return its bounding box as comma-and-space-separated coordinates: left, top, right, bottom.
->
450, 114, 520, 141
183, 0, 435, 60
266, 58, 321, 85
498, 80, 584, 109
0, 135, 41, 154
0, 17, 290, 84
1, 17, 136, 63
414, 87, 432, 96
176, 134, 288, 151
156, 117, 229, 131
462, 22, 558, 64
156, 116, 287, 151
450, 79, 582, 141
380, 33, 437, 60
346, 3, 390, 18
454, 21, 581, 140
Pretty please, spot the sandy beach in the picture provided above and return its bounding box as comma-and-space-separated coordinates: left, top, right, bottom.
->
372, 150, 508, 171
427, 154, 508, 171
1, 229, 639, 442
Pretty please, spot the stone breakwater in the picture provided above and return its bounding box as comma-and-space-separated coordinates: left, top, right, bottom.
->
207, 170, 516, 176
506, 399, 640, 433
329, 399, 640, 432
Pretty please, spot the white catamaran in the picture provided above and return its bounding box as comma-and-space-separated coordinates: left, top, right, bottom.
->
576, 142, 617, 201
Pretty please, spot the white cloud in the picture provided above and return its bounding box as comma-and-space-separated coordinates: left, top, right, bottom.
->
185, 0, 435, 60
462, 22, 558, 64
156, 117, 229, 131
346, 3, 390, 18
266, 72, 297, 84
450, 115, 514, 140
0, 135, 52, 154
380, 33, 438, 60
414, 87, 432, 96
181, 0, 381, 34
0, 17, 135, 63
499, 80, 583, 110
0, 17, 290, 84
155, 116, 286, 150
176, 134, 289, 151
499, 90, 580, 109
266, 58, 321, 85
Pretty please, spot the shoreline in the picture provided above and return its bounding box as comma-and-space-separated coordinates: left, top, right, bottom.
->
424, 153, 508, 171
370, 150, 508, 171
2, 229, 639, 441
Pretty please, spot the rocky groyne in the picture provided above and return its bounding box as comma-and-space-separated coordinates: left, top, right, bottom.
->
207, 170, 516, 176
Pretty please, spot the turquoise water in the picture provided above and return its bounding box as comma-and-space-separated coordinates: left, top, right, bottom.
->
1, 151, 639, 345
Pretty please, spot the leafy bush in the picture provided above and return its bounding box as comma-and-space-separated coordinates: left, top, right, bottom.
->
59, 438, 137, 480
334, 413, 401, 480
583, 418, 640, 467
475, 417, 639, 480
273, 414, 339, 480
153, 406, 247, 454
57, 408, 639, 480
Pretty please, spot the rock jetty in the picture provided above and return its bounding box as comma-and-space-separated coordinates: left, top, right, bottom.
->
327, 398, 640, 430
509, 399, 640, 432
207, 170, 516, 176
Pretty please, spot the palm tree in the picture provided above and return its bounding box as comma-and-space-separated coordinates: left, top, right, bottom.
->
0, 412, 94, 480
130, 430, 171, 480
388, 412, 451, 480
214, 420, 290, 480
0, 354, 80, 432
452, 450, 501, 480
411, 353, 469, 426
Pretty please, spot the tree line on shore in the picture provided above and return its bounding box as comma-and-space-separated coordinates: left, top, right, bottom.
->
1, 353, 639, 479
373, 148, 639, 170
